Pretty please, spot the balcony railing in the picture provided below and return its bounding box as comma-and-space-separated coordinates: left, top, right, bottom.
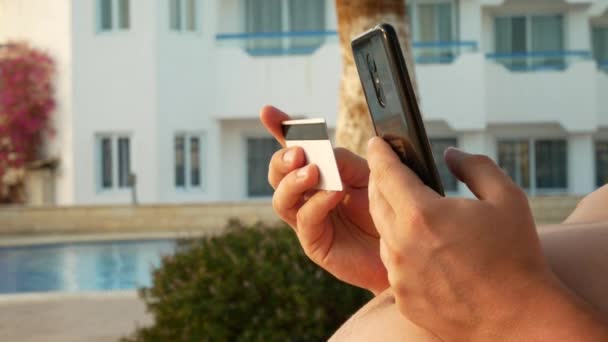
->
412, 41, 478, 64
486, 50, 592, 72
215, 31, 338, 56
216, 31, 478, 63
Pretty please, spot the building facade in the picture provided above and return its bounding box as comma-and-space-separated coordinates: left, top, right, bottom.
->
0, 0, 607, 205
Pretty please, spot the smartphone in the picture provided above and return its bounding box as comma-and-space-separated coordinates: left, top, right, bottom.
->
351, 23, 444, 196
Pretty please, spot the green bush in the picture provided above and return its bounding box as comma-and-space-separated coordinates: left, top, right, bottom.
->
122, 220, 372, 342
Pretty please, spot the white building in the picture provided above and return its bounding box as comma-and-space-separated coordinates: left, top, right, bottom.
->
0, 0, 607, 205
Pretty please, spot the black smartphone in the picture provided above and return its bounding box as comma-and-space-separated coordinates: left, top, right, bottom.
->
352, 23, 444, 196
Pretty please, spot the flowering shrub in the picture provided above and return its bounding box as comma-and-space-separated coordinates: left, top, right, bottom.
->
0, 42, 55, 203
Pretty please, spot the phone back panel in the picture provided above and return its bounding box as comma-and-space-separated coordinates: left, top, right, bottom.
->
352, 23, 444, 195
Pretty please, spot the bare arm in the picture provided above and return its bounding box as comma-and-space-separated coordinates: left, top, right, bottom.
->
539, 185, 608, 312
332, 187, 608, 342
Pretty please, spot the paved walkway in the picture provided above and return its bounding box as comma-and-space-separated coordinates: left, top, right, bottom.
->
0, 231, 207, 247
0, 291, 152, 342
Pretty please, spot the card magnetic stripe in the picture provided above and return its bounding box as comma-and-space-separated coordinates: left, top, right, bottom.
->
282, 123, 329, 141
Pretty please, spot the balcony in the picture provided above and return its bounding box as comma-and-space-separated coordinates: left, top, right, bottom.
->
486, 50, 593, 72
216, 31, 338, 56
485, 52, 599, 132
213, 31, 483, 128
412, 41, 478, 64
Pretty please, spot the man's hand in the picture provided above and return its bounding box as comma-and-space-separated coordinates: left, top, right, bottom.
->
367, 137, 608, 341
261, 106, 388, 294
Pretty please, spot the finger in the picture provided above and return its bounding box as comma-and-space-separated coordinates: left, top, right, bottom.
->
260, 105, 290, 146
368, 177, 397, 241
272, 164, 320, 226
367, 137, 439, 210
334, 148, 369, 189
268, 147, 306, 189
295, 190, 345, 248
444, 147, 523, 204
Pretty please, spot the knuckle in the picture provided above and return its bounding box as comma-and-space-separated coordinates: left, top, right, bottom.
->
505, 183, 529, 205
271, 193, 283, 213
407, 204, 433, 230
270, 149, 284, 165
389, 249, 406, 267
267, 173, 276, 190
295, 208, 309, 228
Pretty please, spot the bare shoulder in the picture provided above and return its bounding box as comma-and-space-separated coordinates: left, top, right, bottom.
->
329, 290, 440, 342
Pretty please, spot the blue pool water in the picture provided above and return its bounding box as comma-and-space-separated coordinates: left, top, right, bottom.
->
0, 239, 177, 294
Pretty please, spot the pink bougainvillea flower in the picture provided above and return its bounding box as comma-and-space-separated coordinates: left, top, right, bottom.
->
0, 41, 55, 203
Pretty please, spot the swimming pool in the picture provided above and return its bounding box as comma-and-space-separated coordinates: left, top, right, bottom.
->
0, 239, 177, 294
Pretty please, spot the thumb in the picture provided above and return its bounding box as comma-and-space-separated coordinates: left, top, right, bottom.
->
444, 147, 521, 204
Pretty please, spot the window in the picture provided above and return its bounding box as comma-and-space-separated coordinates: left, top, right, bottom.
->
97, 0, 130, 32
535, 140, 567, 189
244, 0, 326, 54
430, 138, 458, 193
592, 27, 608, 69
247, 138, 280, 197
597, 141, 608, 187
100, 0, 113, 31
118, 137, 131, 187
118, 0, 130, 29
407, 1, 457, 63
170, 0, 198, 32
98, 135, 132, 190
498, 140, 530, 189
101, 137, 113, 188
174, 133, 205, 189
498, 139, 567, 193
494, 15, 564, 70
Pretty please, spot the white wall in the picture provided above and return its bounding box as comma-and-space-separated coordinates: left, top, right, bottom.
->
219, 119, 271, 201
155, 0, 222, 203
568, 134, 595, 194
485, 61, 598, 132
567, 6, 593, 51
417, 54, 487, 130
213, 44, 341, 127
0, 0, 74, 205
460, 0, 484, 48
71, 0, 159, 205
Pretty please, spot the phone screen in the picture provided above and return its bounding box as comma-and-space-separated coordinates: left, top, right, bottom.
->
353, 34, 431, 184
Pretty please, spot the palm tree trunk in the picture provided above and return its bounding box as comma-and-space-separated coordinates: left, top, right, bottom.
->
335, 0, 418, 156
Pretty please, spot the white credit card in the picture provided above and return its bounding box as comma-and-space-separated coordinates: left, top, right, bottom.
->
282, 118, 343, 192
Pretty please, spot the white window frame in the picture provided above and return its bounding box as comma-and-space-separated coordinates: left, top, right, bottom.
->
96, 0, 130, 33
169, 0, 200, 33
95, 133, 132, 192
173, 132, 206, 191
407, 0, 458, 43
497, 137, 568, 196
